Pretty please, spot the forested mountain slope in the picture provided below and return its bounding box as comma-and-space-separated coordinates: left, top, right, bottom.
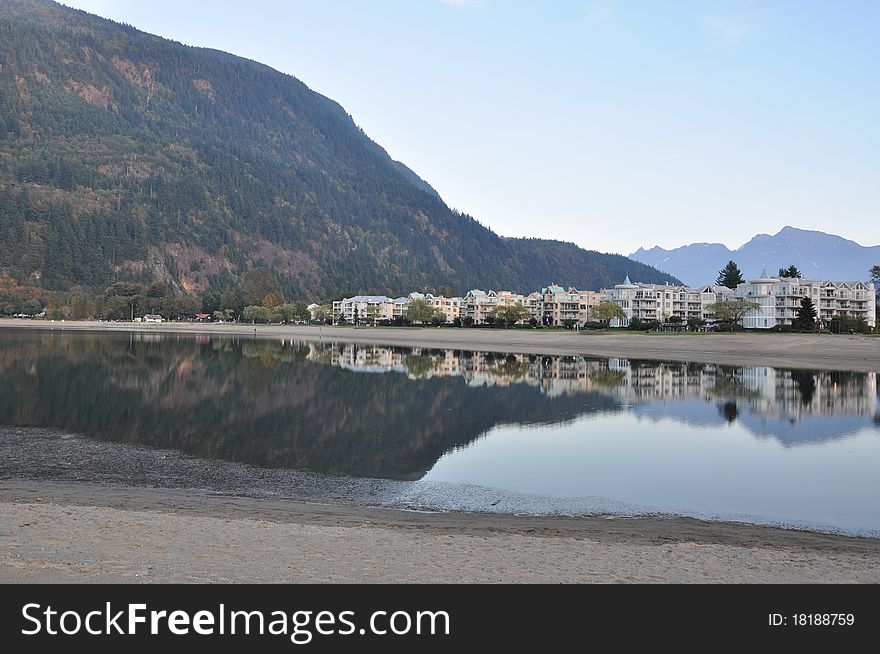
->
0, 0, 677, 311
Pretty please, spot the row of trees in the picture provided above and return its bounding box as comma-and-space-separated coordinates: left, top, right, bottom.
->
241, 303, 311, 325
336, 300, 535, 328
791, 296, 870, 333
0, 266, 325, 323
0, 280, 201, 321
336, 300, 622, 329
587, 294, 869, 334
374, 301, 625, 329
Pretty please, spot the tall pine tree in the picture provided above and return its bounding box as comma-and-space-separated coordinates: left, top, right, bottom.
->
716, 261, 745, 289
795, 296, 817, 329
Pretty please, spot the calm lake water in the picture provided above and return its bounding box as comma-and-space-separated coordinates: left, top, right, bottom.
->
1, 329, 878, 535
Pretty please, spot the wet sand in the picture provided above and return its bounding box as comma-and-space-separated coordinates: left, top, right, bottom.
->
2, 319, 879, 371
2, 480, 879, 583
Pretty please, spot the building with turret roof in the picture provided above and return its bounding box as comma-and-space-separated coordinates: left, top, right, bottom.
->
735, 269, 875, 329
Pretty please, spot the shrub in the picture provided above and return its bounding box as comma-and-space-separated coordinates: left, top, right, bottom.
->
581, 321, 606, 330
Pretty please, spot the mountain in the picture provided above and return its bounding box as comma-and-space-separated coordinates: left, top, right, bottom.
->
0, 0, 678, 308
631, 227, 880, 286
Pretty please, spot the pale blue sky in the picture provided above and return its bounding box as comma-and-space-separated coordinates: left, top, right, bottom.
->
61, 1, 879, 254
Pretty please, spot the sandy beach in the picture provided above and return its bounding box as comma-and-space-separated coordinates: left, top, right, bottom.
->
2, 480, 879, 583
2, 319, 879, 371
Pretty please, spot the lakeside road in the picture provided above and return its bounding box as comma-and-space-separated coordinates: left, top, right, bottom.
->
2, 319, 879, 371
2, 480, 879, 583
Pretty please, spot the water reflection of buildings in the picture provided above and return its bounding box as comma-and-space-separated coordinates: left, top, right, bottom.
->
607, 359, 878, 422
311, 343, 878, 422
313, 343, 607, 396
737, 366, 877, 422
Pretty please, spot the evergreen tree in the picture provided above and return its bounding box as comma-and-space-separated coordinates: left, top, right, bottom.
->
716, 261, 745, 289
795, 297, 817, 329
719, 402, 739, 423
778, 265, 801, 279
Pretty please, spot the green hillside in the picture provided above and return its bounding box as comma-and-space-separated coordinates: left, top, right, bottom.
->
0, 0, 678, 316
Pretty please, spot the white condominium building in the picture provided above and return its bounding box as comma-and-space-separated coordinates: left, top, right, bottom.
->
541, 284, 605, 326
332, 295, 394, 324
602, 276, 734, 325
392, 296, 409, 319
334, 292, 464, 324
462, 289, 527, 324
735, 269, 876, 329
336, 282, 663, 327
425, 294, 464, 322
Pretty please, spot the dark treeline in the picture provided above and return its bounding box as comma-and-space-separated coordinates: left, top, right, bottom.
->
0, 264, 309, 321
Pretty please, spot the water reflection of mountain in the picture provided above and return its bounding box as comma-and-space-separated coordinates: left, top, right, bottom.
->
0, 332, 876, 479
0, 332, 618, 480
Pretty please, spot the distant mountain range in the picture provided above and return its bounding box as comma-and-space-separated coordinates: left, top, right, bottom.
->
0, 0, 678, 302
630, 227, 880, 286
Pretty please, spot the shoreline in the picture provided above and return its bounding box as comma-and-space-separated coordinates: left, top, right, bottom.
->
5, 427, 875, 539
2, 319, 879, 371
2, 479, 879, 583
